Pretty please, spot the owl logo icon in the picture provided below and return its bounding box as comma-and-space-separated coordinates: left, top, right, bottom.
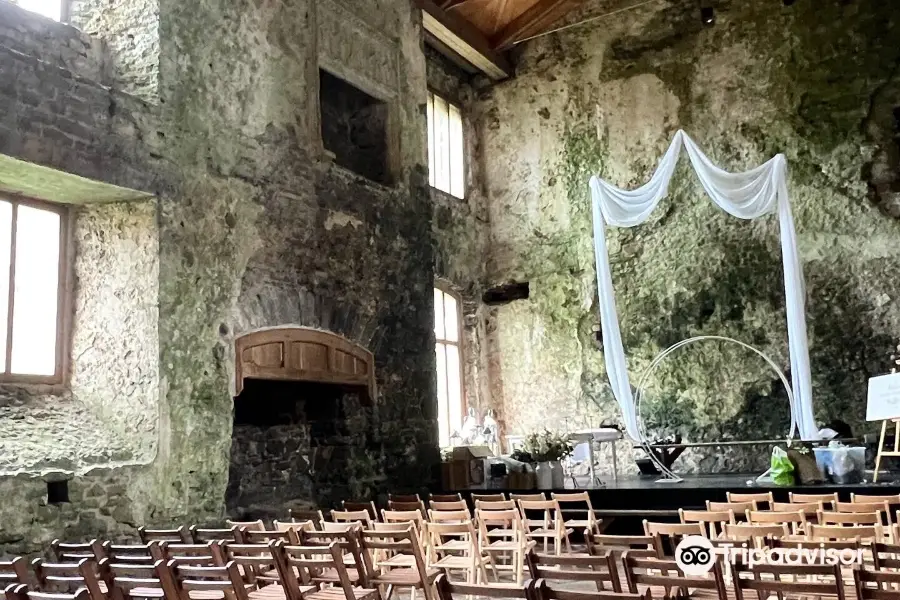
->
675, 536, 716, 575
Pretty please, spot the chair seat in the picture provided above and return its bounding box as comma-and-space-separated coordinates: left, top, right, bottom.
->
526, 528, 573, 538
564, 519, 595, 529
378, 554, 416, 568
371, 567, 441, 586
312, 568, 363, 584
485, 529, 515, 537
127, 588, 165, 598
434, 540, 471, 552
305, 587, 379, 600
432, 556, 477, 570
250, 584, 316, 600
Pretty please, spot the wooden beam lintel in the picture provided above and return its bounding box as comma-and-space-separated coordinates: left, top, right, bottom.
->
418, 0, 512, 80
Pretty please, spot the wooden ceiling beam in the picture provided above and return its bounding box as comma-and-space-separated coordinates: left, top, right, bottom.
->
439, 0, 475, 10
491, 0, 574, 50
419, 0, 512, 80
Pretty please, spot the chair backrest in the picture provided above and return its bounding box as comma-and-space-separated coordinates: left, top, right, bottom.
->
731, 561, 846, 600
585, 534, 659, 558
871, 542, 900, 570
852, 494, 900, 504
721, 523, 788, 545
552, 492, 597, 527
527, 550, 620, 593
0, 558, 28, 586
31, 557, 106, 600
430, 494, 463, 503
104, 559, 179, 600
220, 541, 283, 585
790, 492, 838, 508
428, 509, 471, 523
381, 509, 426, 534
299, 527, 366, 586
429, 500, 468, 512
387, 500, 426, 514
471, 493, 506, 502
359, 527, 431, 588
170, 561, 250, 600
678, 509, 735, 538
817, 510, 882, 526
705, 500, 756, 515
389, 493, 421, 503
273, 520, 315, 534
622, 553, 728, 600
434, 574, 534, 600
745, 509, 807, 534
287, 509, 325, 529
836, 501, 892, 525
332, 509, 375, 529
771, 537, 863, 556
225, 519, 265, 531
510, 493, 546, 502
854, 564, 900, 600
239, 527, 302, 545
642, 522, 704, 557
155, 542, 223, 566
50, 541, 103, 564
726, 491, 774, 509
189, 526, 236, 543
808, 523, 883, 541
6, 585, 91, 600
342, 501, 379, 521
475, 500, 516, 511
278, 542, 355, 599
102, 542, 156, 565
531, 580, 649, 600
517, 500, 564, 530
772, 501, 822, 515
137, 526, 191, 544
427, 521, 480, 566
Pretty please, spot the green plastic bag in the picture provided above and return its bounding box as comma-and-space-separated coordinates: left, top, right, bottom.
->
770, 446, 796, 486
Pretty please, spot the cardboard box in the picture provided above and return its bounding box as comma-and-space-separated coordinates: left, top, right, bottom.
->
441, 445, 493, 489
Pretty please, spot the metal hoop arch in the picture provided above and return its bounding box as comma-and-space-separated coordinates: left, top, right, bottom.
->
633, 335, 797, 482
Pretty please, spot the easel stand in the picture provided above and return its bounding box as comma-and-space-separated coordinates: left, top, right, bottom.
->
874, 419, 900, 482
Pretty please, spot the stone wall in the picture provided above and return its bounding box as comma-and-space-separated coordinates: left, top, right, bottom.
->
475, 0, 900, 473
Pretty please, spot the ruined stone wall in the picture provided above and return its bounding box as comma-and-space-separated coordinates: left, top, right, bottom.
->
426, 47, 493, 418
476, 0, 900, 473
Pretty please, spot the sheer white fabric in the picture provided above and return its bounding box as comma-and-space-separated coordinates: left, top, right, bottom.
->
590, 130, 818, 441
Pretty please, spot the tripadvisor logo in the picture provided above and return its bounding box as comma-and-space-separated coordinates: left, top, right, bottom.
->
675, 536, 865, 573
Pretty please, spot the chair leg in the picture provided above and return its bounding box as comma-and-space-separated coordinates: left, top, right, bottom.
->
563, 533, 572, 554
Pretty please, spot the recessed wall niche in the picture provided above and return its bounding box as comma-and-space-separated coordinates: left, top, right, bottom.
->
319, 69, 392, 185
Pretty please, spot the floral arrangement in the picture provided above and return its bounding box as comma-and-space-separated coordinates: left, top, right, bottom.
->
522, 429, 574, 463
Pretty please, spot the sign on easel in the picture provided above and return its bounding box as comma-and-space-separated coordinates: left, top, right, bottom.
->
868, 373, 900, 481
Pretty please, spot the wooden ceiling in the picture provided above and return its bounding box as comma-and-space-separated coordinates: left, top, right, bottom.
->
420, 0, 585, 80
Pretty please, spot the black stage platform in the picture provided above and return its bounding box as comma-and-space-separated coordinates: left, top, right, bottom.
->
455, 472, 900, 532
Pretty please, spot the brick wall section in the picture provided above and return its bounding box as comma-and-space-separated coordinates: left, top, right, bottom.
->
0, 0, 108, 84
0, 44, 168, 195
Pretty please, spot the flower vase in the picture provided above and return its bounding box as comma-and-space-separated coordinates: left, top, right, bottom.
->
535, 461, 554, 489
550, 460, 565, 489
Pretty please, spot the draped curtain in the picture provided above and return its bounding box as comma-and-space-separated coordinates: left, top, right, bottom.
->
589, 130, 818, 442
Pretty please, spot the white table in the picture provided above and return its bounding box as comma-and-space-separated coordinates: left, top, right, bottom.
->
569, 428, 622, 486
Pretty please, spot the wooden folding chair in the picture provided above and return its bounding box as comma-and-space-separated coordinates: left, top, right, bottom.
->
731, 561, 846, 600
430, 495, 462, 504
276, 542, 377, 600
428, 501, 468, 513
238, 528, 302, 546
99, 543, 156, 565
51, 541, 104, 564
475, 500, 517, 512
517, 500, 572, 555
853, 494, 900, 504
31, 558, 106, 600
359, 528, 439, 600
705, 501, 756, 518
381, 510, 427, 541
855, 564, 900, 599
428, 510, 471, 525
434, 574, 532, 600
0, 559, 29, 587
790, 492, 839, 509
227, 520, 266, 532
818, 510, 884, 527
531, 580, 649, 600
721, 523, 788, 547
726, 491, 774, 510
170, 562, 252, 600
103, 559, 178, 600
642, 522, 703, 557
138, 526, 191, 544
836, 501, 893, 526
333, 510, 376, 530
155, 542, 224, 566
585, 534, 659, 558
745, 509, 808, 534
221, 541, 292, 592
678, 509, 735, 538
772, 501, 823, 520
6, 586, 91, 600
510, 494, 546, 502
471, 494, 506, 503
526, 549, 621, 592
808, 524, 883, 542
552, 492, 602, 536
343, 502, 379, 522
426, 520, 495, 584
287, 509, 325, 530
190, 527, 237, 543
622, 553, 728, 600
475, 508, 534, 585
388, 501, 427, 515
300, 526, 370, 588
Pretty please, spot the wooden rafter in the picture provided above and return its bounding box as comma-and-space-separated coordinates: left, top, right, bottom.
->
419, 0, 512, 80
439, 0, 475, 9
491, 0, 575, 50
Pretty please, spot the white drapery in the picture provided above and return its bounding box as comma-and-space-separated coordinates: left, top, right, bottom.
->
589, 130, 818, 442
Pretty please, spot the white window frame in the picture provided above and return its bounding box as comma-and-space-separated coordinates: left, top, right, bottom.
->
8, 0, 67, 21
434, 286, 465, 447
427, 91, 465, 199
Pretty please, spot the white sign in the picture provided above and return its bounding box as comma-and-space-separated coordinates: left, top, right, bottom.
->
867, 373, 900, 421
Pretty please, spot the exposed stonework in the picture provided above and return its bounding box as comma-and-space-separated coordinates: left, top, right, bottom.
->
476, 0, 900, 474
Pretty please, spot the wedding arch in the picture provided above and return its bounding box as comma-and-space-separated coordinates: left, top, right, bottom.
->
588, 130, 819, 446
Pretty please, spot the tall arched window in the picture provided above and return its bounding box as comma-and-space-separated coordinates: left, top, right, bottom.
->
434, 286, 463, 447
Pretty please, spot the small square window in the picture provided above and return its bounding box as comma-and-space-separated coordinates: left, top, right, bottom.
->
427, 91, 465, 199
319, 69, 392, 185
